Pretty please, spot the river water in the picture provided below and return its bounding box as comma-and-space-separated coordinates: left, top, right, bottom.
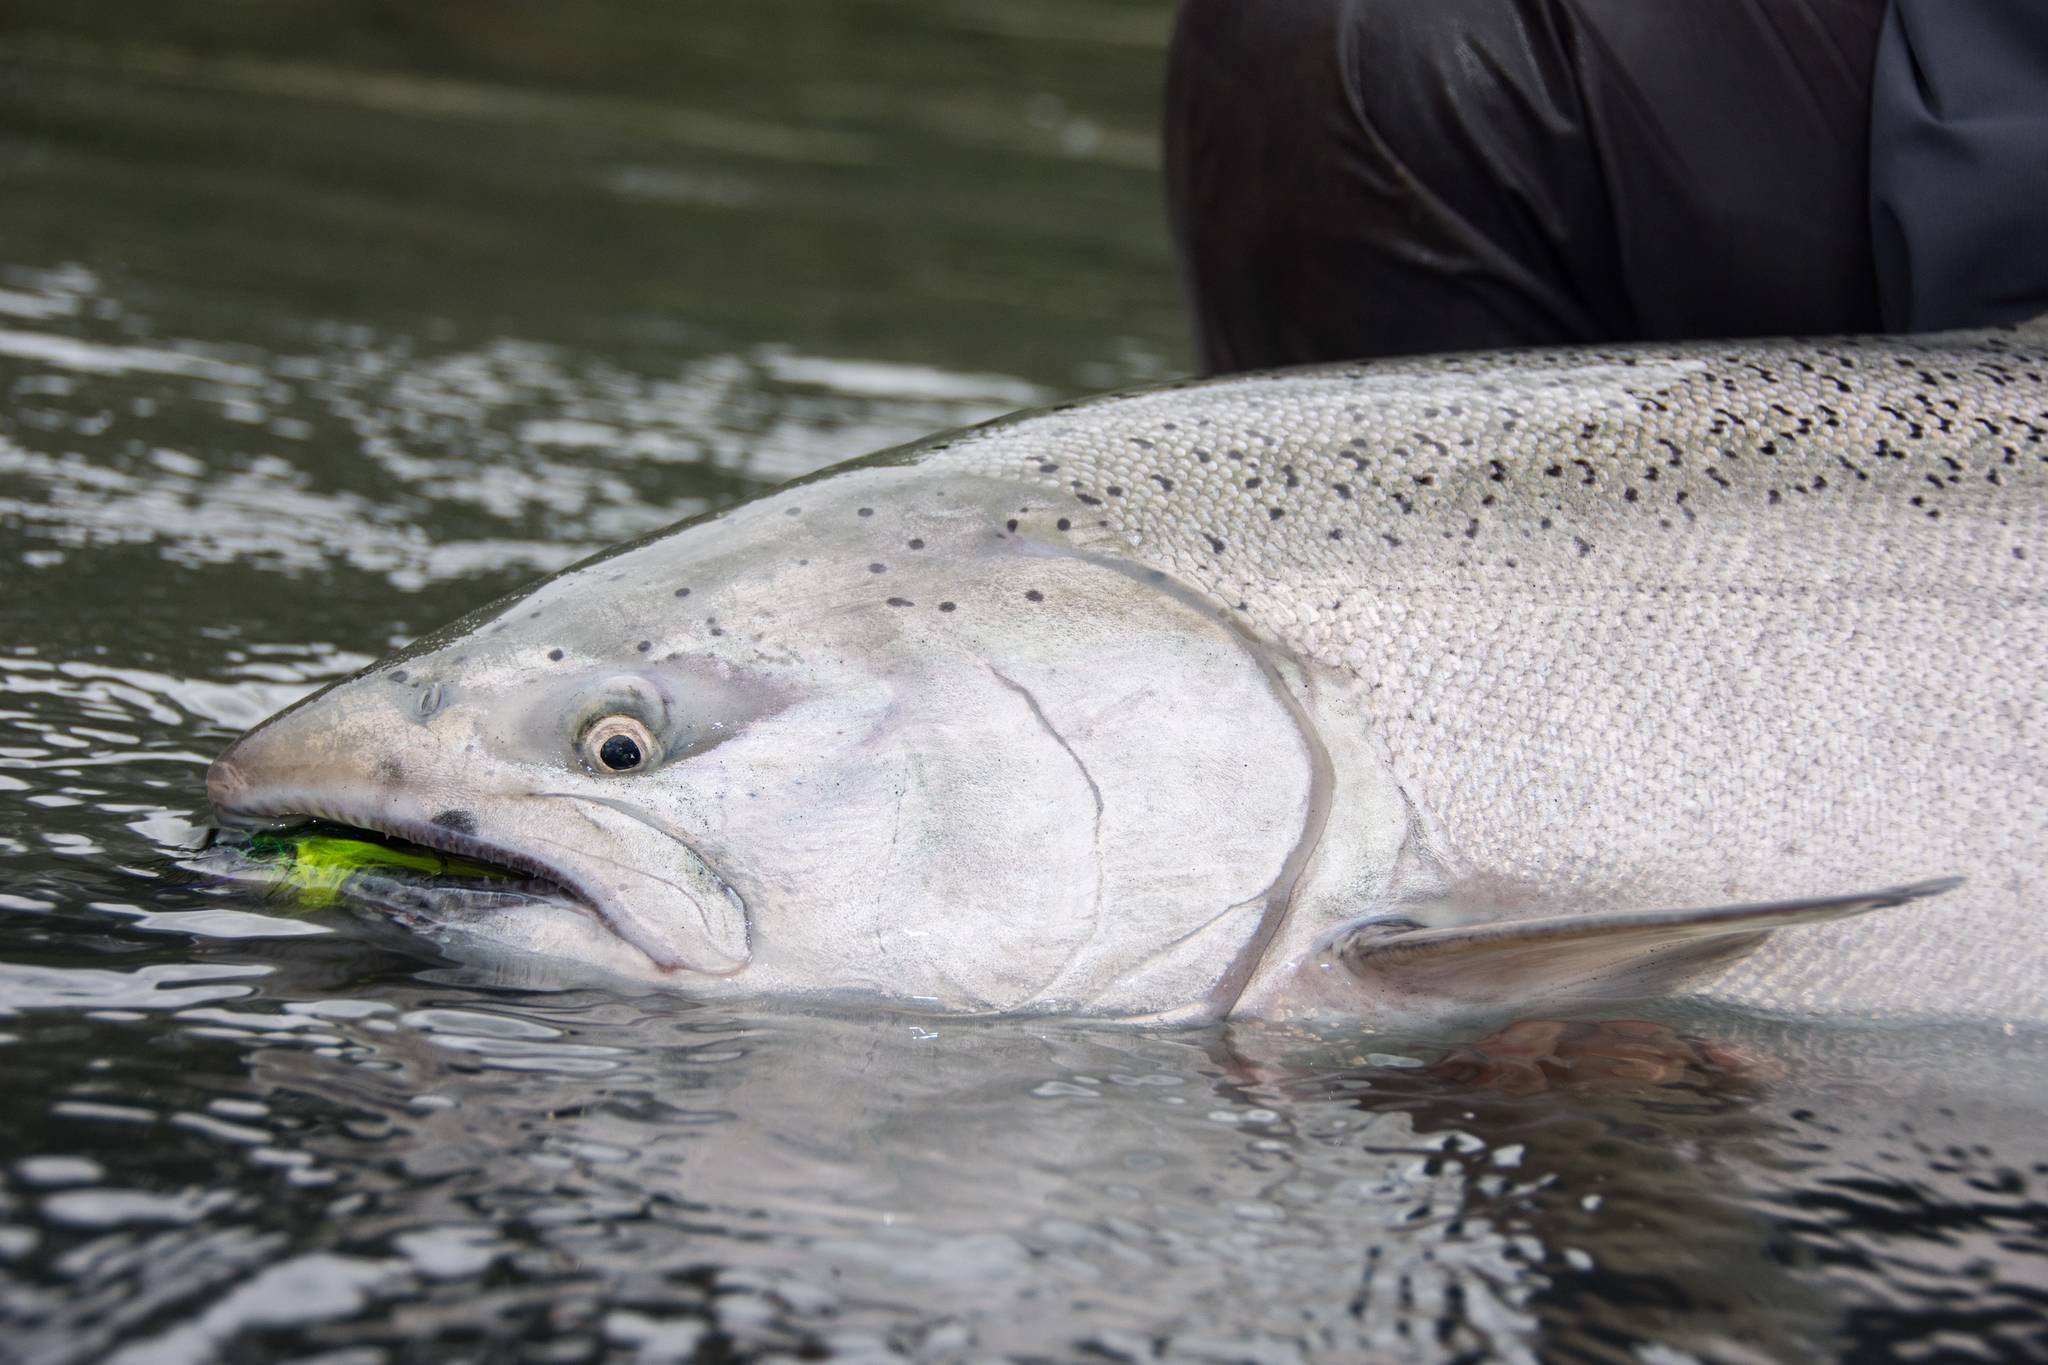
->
1, 5, 2043, 1361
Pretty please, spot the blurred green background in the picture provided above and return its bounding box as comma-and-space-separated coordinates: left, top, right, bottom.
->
0, 0, 1187, 386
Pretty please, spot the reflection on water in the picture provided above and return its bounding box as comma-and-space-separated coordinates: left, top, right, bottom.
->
0, 2, 2043, 1360
0, 262, 1059, 596
1, 978, 2043, 1363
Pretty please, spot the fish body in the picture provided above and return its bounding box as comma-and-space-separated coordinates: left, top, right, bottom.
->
208, 326, 2048, 1022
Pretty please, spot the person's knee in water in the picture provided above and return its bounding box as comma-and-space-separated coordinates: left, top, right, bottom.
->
1166, 0, 2048, 372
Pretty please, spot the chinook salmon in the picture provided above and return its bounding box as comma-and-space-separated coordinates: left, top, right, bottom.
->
206, 325, 2047, 1022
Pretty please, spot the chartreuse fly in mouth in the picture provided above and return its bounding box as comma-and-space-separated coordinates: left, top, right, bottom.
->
203, 824, 521, 913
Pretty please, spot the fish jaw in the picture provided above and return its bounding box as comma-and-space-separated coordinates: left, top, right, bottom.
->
204, 679, 752, 978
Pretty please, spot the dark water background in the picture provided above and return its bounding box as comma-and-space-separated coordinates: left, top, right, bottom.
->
1, 4, 2044, 1361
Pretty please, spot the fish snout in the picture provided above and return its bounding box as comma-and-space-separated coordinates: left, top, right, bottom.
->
206, 721, 307, 825
205, 745, 253, 822
203, 689, 376, 825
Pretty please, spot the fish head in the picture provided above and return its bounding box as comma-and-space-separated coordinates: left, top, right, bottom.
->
208, 467, 1326, 1014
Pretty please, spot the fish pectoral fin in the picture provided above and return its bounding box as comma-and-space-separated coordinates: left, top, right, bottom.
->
1333, 877, 1961, 1008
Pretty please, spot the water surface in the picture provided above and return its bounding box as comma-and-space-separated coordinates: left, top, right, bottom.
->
1, 5, 2043, 1361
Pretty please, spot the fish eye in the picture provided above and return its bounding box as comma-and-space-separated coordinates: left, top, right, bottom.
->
582, 715, 660, 775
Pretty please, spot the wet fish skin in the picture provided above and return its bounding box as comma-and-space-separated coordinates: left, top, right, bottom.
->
926, 325, 2047, 1017
923, 324, 2045, 1018
209, 324, 2047, 1021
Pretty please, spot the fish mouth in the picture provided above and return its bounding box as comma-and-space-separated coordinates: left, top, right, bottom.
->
212, 797, 580, 911
208, 788, 697, 973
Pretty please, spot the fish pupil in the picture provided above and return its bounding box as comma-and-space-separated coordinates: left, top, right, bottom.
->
599, 734, 643, 771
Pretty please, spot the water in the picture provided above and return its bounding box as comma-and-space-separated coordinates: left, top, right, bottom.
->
1, 5, 2044, 1361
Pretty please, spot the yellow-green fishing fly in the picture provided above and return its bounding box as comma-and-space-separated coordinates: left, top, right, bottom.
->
224, 830, 516, 912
